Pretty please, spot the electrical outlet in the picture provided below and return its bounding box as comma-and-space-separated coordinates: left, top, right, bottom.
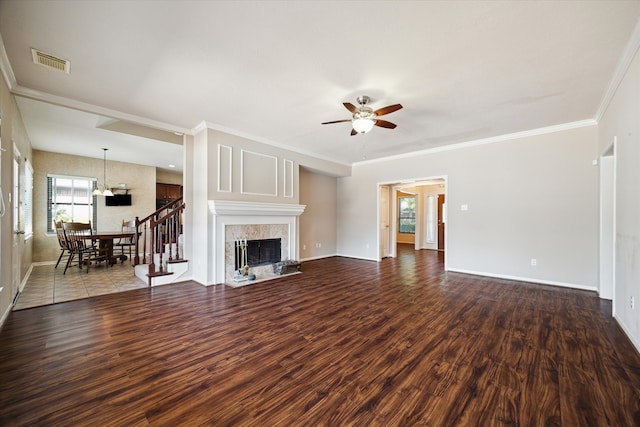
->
303, 244, 306, 251
530, 258, 537, 267
631, 296, 635, 310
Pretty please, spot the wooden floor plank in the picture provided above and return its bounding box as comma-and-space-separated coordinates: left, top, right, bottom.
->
1, 246, 639, 426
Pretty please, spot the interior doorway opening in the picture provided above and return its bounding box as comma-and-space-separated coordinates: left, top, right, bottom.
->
378, 176, 447, 268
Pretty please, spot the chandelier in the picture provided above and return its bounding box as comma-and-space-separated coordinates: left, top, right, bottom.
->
92, 148, 113, 196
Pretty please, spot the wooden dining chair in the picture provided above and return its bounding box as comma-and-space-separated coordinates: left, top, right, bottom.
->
54, 221, 72, 269
115, 219, 136, 262
62, 222, 106, 274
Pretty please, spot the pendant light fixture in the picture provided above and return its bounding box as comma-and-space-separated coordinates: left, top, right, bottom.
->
93, 148, 113, 196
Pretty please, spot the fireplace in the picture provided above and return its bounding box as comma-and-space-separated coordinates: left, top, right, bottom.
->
235, 238, 282, 270
209, 200, 306, 284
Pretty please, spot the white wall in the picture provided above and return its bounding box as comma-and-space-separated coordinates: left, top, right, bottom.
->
598, 44, 640, 351
338, 125, 599, 288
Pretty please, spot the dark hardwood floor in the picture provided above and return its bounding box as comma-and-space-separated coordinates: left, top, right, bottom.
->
1, 245, 639, 426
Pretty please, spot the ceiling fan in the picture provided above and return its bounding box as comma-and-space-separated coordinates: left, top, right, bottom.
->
322, 96, 403, 136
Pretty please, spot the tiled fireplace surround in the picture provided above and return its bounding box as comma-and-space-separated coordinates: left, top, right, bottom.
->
208, 201, 306, 284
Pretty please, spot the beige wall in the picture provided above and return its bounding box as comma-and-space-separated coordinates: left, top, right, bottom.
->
32, 150, 156, 262
299, 167, 337, 260
338, 125, 599, 289
0, 81, 33, 322
598, 45, 640, 351
156, 169, 183, 185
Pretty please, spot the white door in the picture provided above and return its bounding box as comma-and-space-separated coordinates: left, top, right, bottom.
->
12, 147, 22, 303
379, 185, 391, 259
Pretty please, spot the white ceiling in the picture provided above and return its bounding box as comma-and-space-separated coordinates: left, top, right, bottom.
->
1, 1, 639, 170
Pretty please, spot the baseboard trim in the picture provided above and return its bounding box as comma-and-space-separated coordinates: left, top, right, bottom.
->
0, 302, 12, 328
300, 254, 338, 262
446, 268, 598, 293
613, 314, 640, 355
335, 254, 379, 262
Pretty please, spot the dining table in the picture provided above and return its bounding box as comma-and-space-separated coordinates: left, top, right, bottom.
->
93, 231, 136, 265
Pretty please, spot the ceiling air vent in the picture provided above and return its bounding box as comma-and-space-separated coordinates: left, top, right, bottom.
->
31, 48, 70, 74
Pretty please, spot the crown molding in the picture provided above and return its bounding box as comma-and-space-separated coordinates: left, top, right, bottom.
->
353, 119, 597, 167
194, 120, 352, 169
0, 33, 17, 91
595, 17, 640, 122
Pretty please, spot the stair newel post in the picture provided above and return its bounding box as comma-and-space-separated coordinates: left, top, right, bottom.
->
169, 211, 176, 262
142, 221, 148, 265
148, 219, 156, 276
134, 216, 140, 266
157, 220, 165, 273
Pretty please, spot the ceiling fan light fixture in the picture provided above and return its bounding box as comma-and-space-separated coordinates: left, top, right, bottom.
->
352, 118, 375, 134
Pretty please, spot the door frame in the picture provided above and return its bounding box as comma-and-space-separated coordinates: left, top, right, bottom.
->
379, 185, 391, 259
12, 144, 22, 303
599, 139, 616, 306
377, 175, 448, 270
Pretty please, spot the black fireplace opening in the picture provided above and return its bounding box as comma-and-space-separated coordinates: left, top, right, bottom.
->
235, 238, 282, 269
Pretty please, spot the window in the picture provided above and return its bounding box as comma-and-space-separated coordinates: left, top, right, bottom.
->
398, 196, 416, 234
47, 175, 97, 233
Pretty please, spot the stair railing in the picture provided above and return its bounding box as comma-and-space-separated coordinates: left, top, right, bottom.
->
135, 197, 185, 283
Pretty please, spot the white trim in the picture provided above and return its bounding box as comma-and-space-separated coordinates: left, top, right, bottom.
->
240, 150, 278, 196
0, 33, 16, 92
335, 253, 379, 262
300, 254, 337, 262
217, 144, 232, 193
209, 200, 306, 284
614, 315, 640, 354
283, 159, 294, 198
196, 120, 351, 168
47, 173, 97, 181
208, 200, 305, 217
19, 264, 33, 293
354, 120, 597, 166
0, 303, 11, 329
595, 19, 640, 122
447, 268, 598, 292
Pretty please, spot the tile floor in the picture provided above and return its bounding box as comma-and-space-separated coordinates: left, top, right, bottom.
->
14, 259, 147, 310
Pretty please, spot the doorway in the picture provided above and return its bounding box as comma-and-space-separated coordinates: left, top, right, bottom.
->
378, 177, 447, 266
437, 194, 445, 251
599, 141, 615, 304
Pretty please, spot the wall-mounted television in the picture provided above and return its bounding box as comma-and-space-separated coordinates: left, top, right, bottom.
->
105, 194, 132, 206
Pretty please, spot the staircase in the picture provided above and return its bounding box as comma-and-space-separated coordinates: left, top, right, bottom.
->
133, 197, 188, 286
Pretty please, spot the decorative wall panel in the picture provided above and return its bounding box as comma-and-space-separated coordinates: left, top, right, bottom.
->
241, 150, 278, 196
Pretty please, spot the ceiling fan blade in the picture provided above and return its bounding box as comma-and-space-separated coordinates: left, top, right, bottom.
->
350, 128, 358, 136
373, 104, 403, 116
374, 119, 397, 129
321, 119, 351, 125
343, 102, 358, 113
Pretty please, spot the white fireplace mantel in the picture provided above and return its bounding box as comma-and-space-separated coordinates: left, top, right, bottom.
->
208, 200, 306, 284
208, 200, 306, 217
